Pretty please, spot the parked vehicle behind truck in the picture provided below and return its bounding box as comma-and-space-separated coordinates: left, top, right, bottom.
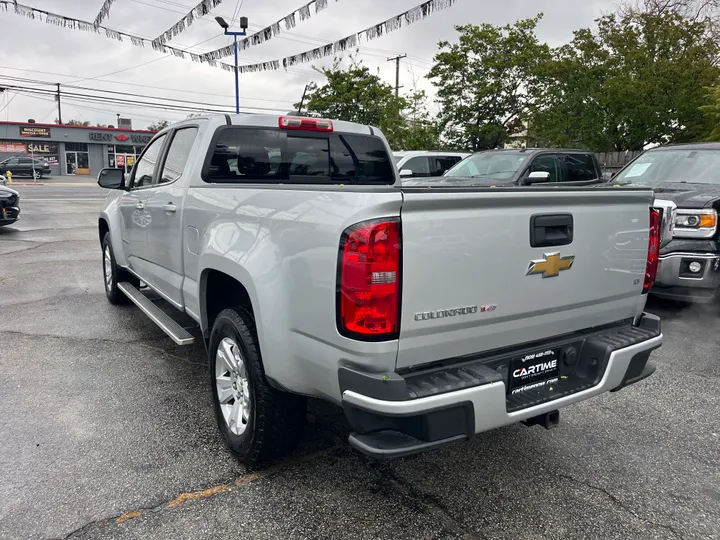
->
426, 148, 605, 186
97, 114, 666, 464
611, 143, 720, 303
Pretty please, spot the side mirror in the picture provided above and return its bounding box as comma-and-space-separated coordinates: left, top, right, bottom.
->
399, 169, 413, 178
97, 167, 126, 190
525, 171, 550, 184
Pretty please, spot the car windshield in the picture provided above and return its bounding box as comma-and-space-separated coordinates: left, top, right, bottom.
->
615, 149, 720, 185
444, 152, 526, 179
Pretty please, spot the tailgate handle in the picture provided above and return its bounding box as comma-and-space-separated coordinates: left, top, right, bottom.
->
530, 214, 573, 247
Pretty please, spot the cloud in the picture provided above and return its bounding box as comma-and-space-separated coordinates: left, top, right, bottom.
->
0, 0, 616, 128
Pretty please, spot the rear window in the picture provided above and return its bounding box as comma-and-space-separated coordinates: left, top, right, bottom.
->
204, 127, 394, 185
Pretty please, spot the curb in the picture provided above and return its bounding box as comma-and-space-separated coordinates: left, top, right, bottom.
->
9, 182, 98, 187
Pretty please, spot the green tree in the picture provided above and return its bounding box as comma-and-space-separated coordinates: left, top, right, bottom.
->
147, 119, 170, 131
57, 119, 91, 126
399, 90, 440, 151
700, 85, 720, 140
298, 57, 407, 149
427, 16, 551, 151
532, 12, 719, 151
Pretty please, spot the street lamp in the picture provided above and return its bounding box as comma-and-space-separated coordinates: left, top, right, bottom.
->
215, 16, 248, 114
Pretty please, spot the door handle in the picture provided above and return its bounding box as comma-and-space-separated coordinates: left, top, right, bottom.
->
530, 214, 573, 247
163, 203, 177, 214
135, 201, 144, 210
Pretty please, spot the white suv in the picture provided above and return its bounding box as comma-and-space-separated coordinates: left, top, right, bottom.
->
394, 151, 470, 179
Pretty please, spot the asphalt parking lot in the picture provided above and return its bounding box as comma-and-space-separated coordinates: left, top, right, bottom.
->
1, 185, 719, 540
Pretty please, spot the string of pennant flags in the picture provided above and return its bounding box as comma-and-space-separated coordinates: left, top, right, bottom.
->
0, 0, 458, 75
198, 0, 340, 63
229, 0, 458, 74
93, 0, 117, 27
154, 0, 223, 45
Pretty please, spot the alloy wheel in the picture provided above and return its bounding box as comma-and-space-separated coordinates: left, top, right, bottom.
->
215, 337, 251, 435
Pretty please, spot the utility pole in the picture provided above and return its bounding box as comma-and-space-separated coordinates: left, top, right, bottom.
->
387, 54, 406, 97
55, 83, 62, 124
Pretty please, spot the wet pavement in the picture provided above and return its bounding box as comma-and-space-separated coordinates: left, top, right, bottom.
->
0, 185, 718, 540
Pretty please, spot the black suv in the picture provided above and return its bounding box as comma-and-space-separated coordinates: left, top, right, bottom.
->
412, 148, 604, 186
0, 156, 51, 179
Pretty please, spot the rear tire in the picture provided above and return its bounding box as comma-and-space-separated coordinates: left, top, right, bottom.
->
102, 232, 139, 305
209, 307, 307, 465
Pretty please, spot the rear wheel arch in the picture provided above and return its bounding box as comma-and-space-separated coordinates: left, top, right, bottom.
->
201, 268, 256, 338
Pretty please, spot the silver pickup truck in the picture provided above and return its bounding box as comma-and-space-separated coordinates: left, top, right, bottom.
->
97, 114, 666, 464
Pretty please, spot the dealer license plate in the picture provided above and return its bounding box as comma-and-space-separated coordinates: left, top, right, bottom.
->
508, 348, 560, 395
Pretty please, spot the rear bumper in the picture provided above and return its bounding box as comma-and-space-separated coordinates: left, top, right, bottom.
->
342, 314, 662, 459
653, 252, 720, 303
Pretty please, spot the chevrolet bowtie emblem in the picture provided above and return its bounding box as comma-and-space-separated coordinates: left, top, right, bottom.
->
526, 252, 575, 278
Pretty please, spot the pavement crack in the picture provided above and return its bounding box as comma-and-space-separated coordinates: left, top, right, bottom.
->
0, 329, 147, 346
555, 472, 683, 539
49, 445, 341, 540
372, 462, 487, 540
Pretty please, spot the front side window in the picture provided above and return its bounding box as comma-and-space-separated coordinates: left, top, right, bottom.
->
614, 149, 720, 185
160, 128, 198, 184
132, 134, 167, 188
529, 155, 560, 182
204, 128, 394, 185
402, 157, 430, 177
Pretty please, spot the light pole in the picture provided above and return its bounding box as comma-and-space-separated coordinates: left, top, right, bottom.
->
215, 16, 248, 115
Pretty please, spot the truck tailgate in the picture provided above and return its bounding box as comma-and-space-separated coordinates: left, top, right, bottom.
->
397, 188, 654, 370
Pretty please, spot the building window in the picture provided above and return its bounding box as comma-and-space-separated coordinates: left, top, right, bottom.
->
65, 143, 89, 152
65, 142, 90, 175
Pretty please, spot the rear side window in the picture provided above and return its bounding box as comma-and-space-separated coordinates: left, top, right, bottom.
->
562, 153, 597, 182
433, 156, 461, 175
204, 128, 394, 185
160, 127, 198, 184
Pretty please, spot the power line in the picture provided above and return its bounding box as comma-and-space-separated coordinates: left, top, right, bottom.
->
0, 74, 297, 107
0, 70, 296, 104
4, 84, 288, 116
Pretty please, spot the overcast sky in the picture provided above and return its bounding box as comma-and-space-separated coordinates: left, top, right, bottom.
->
0, 0, 616, 130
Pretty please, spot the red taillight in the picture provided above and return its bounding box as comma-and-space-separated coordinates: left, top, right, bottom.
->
644, 208, 661, 293
279, 116, 333, 132
338, 219, 401, 339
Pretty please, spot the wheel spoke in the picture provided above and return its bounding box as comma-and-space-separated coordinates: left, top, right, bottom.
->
216, 378, 234, 404
229, 399, 241, 430
220, 339, 238, 370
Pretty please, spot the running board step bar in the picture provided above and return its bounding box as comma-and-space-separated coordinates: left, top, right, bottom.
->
117, 282, 195, 346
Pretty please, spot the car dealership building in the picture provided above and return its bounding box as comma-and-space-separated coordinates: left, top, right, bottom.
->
0, 121, 157, 177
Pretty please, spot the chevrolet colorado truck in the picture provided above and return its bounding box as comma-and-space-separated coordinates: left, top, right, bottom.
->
612, 143, 720, 303
97, 114, 666, 464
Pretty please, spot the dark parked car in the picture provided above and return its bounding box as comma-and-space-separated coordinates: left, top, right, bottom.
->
611, 143, 720, 303
404, 148, 604, 186
0, 156, 51, 179
0, 185, 20, 226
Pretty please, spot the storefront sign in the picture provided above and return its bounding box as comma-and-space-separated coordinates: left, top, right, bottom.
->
131, 134, 152, 144
89, 132, 113, 142
20, 126, 51, 138
90, 132, 150, 143
27, 143, 58, 155
0, 142, 26, 153
116, 154, 125, 167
